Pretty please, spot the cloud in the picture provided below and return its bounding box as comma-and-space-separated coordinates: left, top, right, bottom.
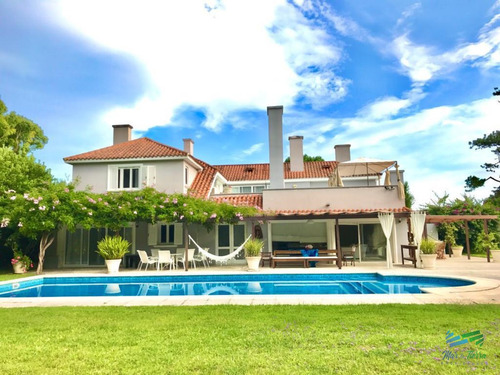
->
47, 0, 346, 132
241, 143, 264, 156
390, 11, 500, 86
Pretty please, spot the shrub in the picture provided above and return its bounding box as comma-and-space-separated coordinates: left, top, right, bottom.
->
244, 238, 264, 257
96, 236, 130, 260
420, 238, 437, 254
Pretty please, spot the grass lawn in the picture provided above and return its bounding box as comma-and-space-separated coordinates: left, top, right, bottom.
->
0, 304, 498, 374
0, 269, 37, 282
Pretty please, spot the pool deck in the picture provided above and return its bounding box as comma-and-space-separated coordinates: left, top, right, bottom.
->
1, 256, 499, 307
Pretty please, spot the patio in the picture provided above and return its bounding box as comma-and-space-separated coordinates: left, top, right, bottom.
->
1, 256, 499, 307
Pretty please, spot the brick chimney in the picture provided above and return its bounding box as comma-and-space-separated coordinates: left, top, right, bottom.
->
183, 138, 194, 155
288, 136, 304, 172
334, 144, 351, 162
268, 106, 284, 189
112, 124, 132, 145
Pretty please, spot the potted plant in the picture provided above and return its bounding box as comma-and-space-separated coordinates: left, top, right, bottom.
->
443, 223, 463, 257
10, 249, 33, 274
96, 236, 130, 273
478, 232, 500, 262
419, 238, 437, 269
244, 238, 264, 271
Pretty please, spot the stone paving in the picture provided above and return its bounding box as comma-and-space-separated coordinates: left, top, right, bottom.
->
0, 255, 499, 307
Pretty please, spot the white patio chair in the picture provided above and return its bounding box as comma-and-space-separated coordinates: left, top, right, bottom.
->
137, 250, 157, 271
157, 250, 174, 271
177, 248, 197, 269
193, 248, 210, 268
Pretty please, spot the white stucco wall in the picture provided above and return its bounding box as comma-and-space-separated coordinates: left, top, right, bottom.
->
263, 186, 403, 211
72, 164, 109, 192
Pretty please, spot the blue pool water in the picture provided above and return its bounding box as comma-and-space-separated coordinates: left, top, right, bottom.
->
0, 274, 474, 298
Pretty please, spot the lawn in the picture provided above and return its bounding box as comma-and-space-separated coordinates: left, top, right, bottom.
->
0, 304, 498, 374
0, 270, 37, 282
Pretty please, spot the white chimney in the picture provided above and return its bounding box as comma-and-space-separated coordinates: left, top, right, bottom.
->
334, 144, 351, 162
112, 124, 132, 145
267, 106, 284, 189
183, 138, 194, 155
288, 136, 304, 172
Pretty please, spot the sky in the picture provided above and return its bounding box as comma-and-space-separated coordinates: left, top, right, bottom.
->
0, 0, 499, 207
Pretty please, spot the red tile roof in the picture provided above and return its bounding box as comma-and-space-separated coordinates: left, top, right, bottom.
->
262, 207, 411, 217
64, 138, 187, 162
214, 161, 338, 181
211, 194, 263, 209
188, 157, 219, 199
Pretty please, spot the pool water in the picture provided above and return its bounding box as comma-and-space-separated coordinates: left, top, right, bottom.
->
0, 273, 474, 298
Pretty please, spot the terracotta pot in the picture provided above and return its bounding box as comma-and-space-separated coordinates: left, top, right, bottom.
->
12, 262, 26, 274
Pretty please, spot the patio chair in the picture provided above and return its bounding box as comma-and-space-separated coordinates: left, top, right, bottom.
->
193, 248, 210, 268
177, 248, 197, 269
157, 250, 175, 271
137, 250, 157, 271
342, 248, 355, 266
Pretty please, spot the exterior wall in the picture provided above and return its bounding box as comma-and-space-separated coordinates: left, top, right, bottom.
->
182, 161, 199, 194
72, 160, 189, 194
263, 186, 403, 211
73, 164, 109, 192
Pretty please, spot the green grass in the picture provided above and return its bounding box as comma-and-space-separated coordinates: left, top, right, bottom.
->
0, 305, 498, 374
0, 270, 37, 282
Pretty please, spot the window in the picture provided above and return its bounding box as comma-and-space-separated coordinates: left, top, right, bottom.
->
231, 185, 265, 193
217, 223, 246, 258
185, 166, 188, 185
160, 224, 176, 244
118, 167, 139, 189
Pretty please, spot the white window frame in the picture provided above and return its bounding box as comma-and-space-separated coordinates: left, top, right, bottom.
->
118, 166, 140, 190
216, 223, 246, 256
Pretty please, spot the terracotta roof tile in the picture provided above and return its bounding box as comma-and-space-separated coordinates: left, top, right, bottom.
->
265, 207, 411, 216
64, 138, 187, 162
215, 161, 338, 181
211, 194, 263, 209
188, 157, 219, 199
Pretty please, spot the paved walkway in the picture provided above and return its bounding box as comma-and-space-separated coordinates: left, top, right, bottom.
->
1, 256, 499, 307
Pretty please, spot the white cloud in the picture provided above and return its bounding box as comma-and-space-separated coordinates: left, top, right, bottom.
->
47, 0, 345, 132
241, 143, 264, 156
390, 11, 500, 85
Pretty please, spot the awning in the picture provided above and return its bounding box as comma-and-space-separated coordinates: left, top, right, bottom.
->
338, 158, 396, 185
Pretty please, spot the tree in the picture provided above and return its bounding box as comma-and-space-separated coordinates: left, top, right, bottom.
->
465, 88, 500, 193
284, 154, 325, 162
403, 181, 415, 209
1, 183, 89, 274
0, 98, 47, 154
0, 147, 53, 193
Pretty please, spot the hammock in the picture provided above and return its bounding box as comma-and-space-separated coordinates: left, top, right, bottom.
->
188, 234, 252, 265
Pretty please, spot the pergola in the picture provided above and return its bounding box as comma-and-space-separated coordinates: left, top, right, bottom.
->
425, 214, 498, 262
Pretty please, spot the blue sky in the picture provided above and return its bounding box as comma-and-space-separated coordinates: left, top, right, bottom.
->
0, 0, 499, 206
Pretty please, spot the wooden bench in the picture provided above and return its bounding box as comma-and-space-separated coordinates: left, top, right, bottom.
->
401, 245, 417, 268
272, 249, 341, 269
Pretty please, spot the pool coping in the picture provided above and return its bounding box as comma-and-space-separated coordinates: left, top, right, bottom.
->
0, 270, 498, 307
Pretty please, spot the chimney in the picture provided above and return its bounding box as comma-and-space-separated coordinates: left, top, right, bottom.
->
288, 136, 304, 172
334, 144, 351, 162
112, 124, 132, 145
183, 138, 194, 155
267, 106, 284, 189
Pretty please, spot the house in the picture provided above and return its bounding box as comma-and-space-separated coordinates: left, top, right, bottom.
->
46, 106, 411, 269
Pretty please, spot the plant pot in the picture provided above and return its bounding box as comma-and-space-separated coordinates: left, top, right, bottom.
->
452, 246, 463, 257
12, 262, 26, 274
420, 254, 437, 269
246, 256, 260, 271
105, 259, 122, 274
491, 250, 500, 262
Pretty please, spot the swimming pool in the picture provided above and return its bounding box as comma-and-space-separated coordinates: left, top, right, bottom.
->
0, 273, 474, 298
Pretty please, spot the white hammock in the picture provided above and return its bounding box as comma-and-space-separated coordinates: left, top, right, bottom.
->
188, 234, 252, 265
